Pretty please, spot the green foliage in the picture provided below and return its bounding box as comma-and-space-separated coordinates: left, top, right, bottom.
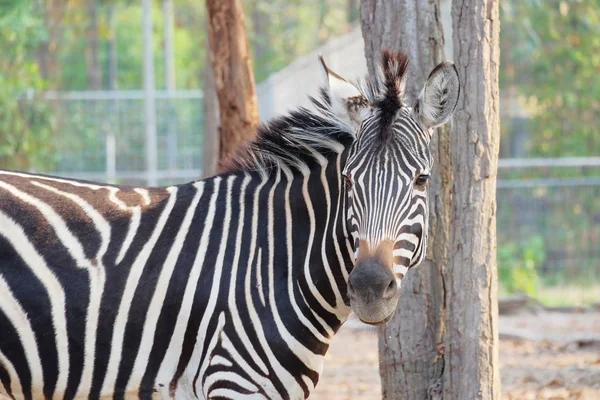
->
498, 1, 600, 304
55, 0, 207, 90
1, 0, 356, 93
500, 0, 600, 156
0, 0, 55, 170
498, 235, 545, 296
497, 182, 600, 300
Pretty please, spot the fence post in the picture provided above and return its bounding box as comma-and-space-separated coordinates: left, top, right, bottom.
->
106, 5, 118, 184
142, 0, 158, 186
163, 0, 177, 175
106, 130, 116, 184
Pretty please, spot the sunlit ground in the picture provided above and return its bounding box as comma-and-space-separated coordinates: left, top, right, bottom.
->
535, 284, 600, 307
499, 284, 600, 308
311, 308, 600, 399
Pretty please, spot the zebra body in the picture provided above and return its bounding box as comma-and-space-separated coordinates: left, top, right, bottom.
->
0, 162, 352, 399
0, 51, 460, 399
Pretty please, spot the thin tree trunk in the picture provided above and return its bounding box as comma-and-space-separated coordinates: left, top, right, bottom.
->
105, 4, 118, 184
39, 0, 63, 88
85, 0, 102, 90
163, 0, 176, 91
444, 0, 501, 398
347, 0, 359, 24
142, 0, 157, 186
206, 0, 259, 164
316, 0, 328, 43
106, 5, 118, 90
163, 0, 177, 172
251, 4, 268, 64
202, 50, 220, 178
360, 1, 451, 398
38, 0, 63, 157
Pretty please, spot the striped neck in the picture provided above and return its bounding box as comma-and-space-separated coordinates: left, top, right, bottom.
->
176, 151, 355, 398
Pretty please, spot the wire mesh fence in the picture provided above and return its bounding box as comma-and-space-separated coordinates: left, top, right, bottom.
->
497, 161, 600, 306
44, 90, 204, 186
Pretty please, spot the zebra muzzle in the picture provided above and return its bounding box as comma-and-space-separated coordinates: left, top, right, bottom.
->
347, 250, 400, 325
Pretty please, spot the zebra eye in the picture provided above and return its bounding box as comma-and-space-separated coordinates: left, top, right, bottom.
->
415, 174, 430, 187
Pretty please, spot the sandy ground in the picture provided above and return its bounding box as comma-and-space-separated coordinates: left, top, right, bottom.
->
310, 312, 600, 400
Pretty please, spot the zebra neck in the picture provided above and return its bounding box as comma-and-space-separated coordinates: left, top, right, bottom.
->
285, 152, 354, 326
176, 155, 354, 398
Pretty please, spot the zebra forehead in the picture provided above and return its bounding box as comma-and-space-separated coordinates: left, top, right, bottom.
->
353, 109, 430, 164
349, 132, 432, 176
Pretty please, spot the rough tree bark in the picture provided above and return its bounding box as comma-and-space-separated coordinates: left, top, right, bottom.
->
444, 0, 501, 398
360, 1, 451, 398
205, 0, 259, 163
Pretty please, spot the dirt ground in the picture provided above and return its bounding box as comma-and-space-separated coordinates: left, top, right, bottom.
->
310, 312, 600, 400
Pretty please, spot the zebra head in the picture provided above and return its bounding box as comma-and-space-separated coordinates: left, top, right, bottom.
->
321, 51, 459, 324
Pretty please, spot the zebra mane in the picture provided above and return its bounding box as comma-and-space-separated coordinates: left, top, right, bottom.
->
219, 50, 411, 175
218, 90, 355, 176
357, 50, 410, 140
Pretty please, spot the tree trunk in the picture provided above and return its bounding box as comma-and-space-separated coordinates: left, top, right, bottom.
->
202, 49, 220, 178
163, 0, 177, 172
106, 5, 118, 90
360, 1, 451, 398
205, 0, 259, 163
142, 0, 158, 186
316, 0, 328, 43
251, 4, 268, 65
85, 0, 102, 90
163, 0, 176, 91
39, 0, 63, 88
347, 0, 359, 24
444, 0, 501, 398
105, 5, 118, 184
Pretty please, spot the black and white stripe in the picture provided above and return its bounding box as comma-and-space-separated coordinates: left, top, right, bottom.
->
0, 51, 460, 399
0, 163, 352, 399
344, 106, 432, 281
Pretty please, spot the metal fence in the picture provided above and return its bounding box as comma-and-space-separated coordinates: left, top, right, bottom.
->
45, 90, 204, 186
33, 93, 600, 306
497, 158, 600, 305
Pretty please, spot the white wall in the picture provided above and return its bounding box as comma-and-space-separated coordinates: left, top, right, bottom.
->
256, 25, 367, 121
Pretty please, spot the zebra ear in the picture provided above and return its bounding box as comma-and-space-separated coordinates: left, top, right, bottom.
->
416, 61, 460, 129
319, 55, 370, 130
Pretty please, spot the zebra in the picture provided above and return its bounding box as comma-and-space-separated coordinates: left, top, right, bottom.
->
0, 50, 459, 400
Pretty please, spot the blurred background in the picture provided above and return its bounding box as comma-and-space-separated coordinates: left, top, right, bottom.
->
2, 0, 598, 309
1, 1, 599, 398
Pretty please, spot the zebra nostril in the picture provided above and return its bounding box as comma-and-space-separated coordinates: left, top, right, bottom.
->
383, 279, 397, 298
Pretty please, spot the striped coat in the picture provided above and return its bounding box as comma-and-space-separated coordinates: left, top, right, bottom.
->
0, 50, 459, 400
